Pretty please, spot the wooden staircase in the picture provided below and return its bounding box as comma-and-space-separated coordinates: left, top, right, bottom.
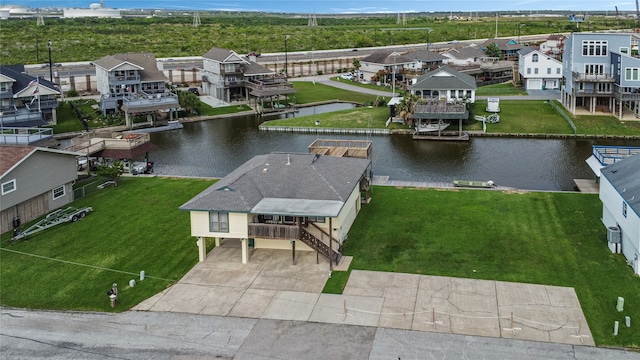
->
300, 226, 342, 266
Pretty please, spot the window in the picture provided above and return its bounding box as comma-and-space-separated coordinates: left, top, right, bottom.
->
527, 68, 531, 74
209, 211, 229, 232
224, 63, 236, 72
625, 68, 640, 81
52, 186, 65, 200
532, 54, 539, 62
307, 216, 325, 223
547, 68, 551, 74
584, 64, 604, 75
1, 179, 16, 195
620, 47, 629, 54
556, 68, 561, 74
534, 68, 539, 75
582, 40, 608, 56
623, 202, 627, 218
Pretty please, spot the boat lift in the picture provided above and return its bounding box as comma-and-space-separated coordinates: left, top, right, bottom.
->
12, 206, 93, 242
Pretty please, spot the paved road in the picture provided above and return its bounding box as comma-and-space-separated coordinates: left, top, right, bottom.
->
2, 308, 639, 359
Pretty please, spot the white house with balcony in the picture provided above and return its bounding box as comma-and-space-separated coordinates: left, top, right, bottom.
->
1, 65, 59, 127
599, 153, 640, 275
179, 152, 372, 267
93, 52, 179, 127
561, 32, 640, 119
518, 47, 562, 90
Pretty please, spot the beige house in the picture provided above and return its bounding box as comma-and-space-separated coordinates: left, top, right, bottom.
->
0, 146, 81, 234
179, 152, 372, 267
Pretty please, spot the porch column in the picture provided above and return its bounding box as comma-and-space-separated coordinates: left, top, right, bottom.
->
214, 237, 221, 247
241, 238, 249, 264
197, 236, 207, 262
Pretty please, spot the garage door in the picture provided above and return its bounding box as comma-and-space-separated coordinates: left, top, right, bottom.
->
528, 79, 542, 90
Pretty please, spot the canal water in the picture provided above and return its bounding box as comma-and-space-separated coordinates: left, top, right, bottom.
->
147, 109, 640, 191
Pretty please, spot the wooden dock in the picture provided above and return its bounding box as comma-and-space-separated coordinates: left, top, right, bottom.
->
413, 132, 469, 141
573, 179, 599, 194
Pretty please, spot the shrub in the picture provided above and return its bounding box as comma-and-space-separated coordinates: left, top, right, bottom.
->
66, 89, 79, 97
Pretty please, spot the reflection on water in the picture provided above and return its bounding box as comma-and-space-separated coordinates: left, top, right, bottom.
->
148, 114, 640, 191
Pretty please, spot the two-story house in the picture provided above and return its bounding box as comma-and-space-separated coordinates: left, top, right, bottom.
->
441, 45, 487, 66
561, 32, 640, 119
539, 34, 566, 59
359, 51, 416, 87
599, 153, 640, 276
93, 52, 179, 127
179, 152, 372, 267
201, 47, 295, 105
0, 146, 81, 235
406, 49, 446, 73
517, 47, 562, 90
0, 65, 59, 127
482, 38, 525, 60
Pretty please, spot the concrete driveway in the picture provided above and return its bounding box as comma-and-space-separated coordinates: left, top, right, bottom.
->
134, 240, 594, 347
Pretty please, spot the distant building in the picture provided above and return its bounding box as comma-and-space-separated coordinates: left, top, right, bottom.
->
93, 52, 179, 127
63, 1, 121, 18
0, 65, 59, 127
359, 50, 416, 86
200, 47, 295, 104
441, 45, 487, 66
406, 49, 446, 73
482, 38, 525, 60
539, 34, 566, 59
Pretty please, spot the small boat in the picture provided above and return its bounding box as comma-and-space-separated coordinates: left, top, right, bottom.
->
415, 121, 450, 133
453, 179, 495, 188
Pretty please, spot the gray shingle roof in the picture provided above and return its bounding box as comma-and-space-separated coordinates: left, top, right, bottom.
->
180, 152, 371, 216
242, 61, 274, 76
517, 46, 536, 56
0, 64, 57, 93
408, 50, 446, 62
601, 153, 640, 217
361, 51, 414, 65
93, 52, 167, 82
410, 66, 477, 91
202, 47, 248, 64
442, 46, 486, 60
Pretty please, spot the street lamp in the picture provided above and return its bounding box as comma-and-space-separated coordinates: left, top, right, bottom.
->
389, 52, 400, 98
284, 35, 291, 77
517, 24, 525, 44
426, 28, 433, 51
47, 39, 53, 82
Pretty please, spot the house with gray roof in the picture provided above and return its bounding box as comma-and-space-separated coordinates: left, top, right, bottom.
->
409, 66, 476, 103
0, 65, 59, 127
180, 152, 372, 266
359, 50, 417, 86
482, 38, 525, 60
441, 45, 487, 66
1, 146, 81, 235
406, 49, 446, 73
201, 47, 294, 104
93, 52, 179, 127
600, 153, 640, 275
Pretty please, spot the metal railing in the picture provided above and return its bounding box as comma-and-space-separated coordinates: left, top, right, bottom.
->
248, 223, 299, 239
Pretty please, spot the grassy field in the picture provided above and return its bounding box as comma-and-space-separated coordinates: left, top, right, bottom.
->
0, 176, 214, 312
262, 106, 406, 130
323, 186, 640, 348
466, 100, 575, 134
292, 82, 380, 105
2, 15, 633, 65
475, 82, 528, 96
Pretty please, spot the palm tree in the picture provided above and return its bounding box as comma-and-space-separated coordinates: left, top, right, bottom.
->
178, 91, 201, 115
397, 93, 419, 125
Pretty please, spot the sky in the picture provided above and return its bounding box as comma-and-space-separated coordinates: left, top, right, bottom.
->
2, 1, 638, 13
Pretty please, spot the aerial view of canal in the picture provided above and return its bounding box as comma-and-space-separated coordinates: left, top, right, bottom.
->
148, 108, 640, 192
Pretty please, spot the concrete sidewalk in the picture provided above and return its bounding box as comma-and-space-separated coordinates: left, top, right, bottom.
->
133, 240, 594, 347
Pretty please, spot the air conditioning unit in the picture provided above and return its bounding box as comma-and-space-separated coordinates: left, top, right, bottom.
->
607, 226, 621, 243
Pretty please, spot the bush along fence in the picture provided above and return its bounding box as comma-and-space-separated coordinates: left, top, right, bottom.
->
548, 100, 577, 135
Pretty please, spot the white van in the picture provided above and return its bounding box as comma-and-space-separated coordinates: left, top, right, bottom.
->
486, 98, 500, 113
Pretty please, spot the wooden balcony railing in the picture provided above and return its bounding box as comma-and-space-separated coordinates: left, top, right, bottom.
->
248, 223, 299, 239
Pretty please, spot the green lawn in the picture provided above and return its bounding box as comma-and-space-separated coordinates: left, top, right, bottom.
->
466, 100, 575, 134
476, 82, 528, 96
323, 186, 640, 348
199, 103, 252, 116
262, 106, 406, 130
292, 82, 379, 105
0, 177, 214, 312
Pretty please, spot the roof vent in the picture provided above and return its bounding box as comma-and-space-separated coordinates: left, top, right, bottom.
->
286, 154, 291, 165
262, 168, 268, 173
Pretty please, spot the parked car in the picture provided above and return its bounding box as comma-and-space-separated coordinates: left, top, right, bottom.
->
187, 87, 200, 96
340, 73, 353, 80
41, 63, 62, 68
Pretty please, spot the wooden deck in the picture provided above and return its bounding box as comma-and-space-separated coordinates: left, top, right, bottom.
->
413, 132, 469, 141
573, 179, 599, 194
308, 139, 372, 159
